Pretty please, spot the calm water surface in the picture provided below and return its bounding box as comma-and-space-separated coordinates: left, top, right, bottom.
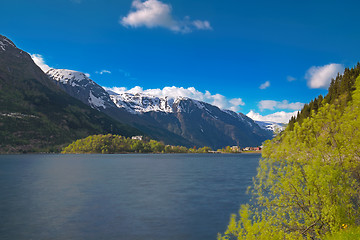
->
0, 153, 261, 240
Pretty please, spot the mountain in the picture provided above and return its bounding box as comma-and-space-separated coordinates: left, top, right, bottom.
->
109, 92, 175, 114
45, 68, 195, 147
0, 35, 141, 153
255, 120, 285, 134
45, 63, 273, 149
109, 92, 273, 149
46, 68, 117, 110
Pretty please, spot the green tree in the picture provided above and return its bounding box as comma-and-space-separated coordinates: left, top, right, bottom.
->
291, 63, 360, 129
219, 76, 360, 240
62, 134, 213, 154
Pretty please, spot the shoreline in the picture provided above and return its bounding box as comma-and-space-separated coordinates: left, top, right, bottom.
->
0, 151, 263, 155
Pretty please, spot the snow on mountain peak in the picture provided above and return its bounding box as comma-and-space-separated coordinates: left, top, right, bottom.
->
255, 120, 285, 134
109, 92, 174, 114
107, 90, 253, 122
46, 69, 93, 86
46, 68, 116, 110
0, 35, 16, 52
107, 90, 218, 114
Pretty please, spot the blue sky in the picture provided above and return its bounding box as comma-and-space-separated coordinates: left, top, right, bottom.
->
2, 0, 360, 122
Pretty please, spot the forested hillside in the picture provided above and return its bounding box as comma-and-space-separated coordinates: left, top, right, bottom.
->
0, 35, 141, 153
218, 74, 360, 239
288, 63, 360, 130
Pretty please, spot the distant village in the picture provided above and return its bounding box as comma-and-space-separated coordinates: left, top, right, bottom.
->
232, 146, 262, 152
211, 145, 262, 153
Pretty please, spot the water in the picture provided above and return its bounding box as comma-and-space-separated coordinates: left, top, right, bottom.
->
0, 153, 261, 240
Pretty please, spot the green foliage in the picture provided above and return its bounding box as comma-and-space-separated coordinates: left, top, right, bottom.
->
288, 63, 360, 131
324, 225, 360, 240
218, 76, 360, 239
217, 146, 242, 153
62, 134, 213, 154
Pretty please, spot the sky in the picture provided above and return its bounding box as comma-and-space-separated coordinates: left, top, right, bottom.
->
2, 0, 360, 123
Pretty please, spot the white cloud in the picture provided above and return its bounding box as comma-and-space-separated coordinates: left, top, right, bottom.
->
31, 54, 52, 73
305, 63, 344, 89
96, 70, 112, 75
247, 110, 298, 124
258, 100, 304, 111
229, 98, 245, 106
259, 81, 270, 90
85, 73, 91, 78
105, 86, 245, 111
192, 20, 212, 30
120, 0, 212, 33
287, 76, 296, 82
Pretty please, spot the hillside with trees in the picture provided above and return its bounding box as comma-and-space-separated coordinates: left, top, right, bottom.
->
218, 73, 360, 239
0, 35, 141, 153
62, 134, 212, 154
288, 63, 360, 130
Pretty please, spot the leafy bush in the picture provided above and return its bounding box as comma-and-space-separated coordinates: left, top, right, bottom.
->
218, 76, 360, 239
324, 225, 360, 240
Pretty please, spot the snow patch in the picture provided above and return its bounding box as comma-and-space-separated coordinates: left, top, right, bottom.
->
192, 99, 205, 110
255, 121, 285, 133
222, 109, 247, 122
110, 92, 174, 114
0, 37, 16, 52
2, 38, 15, 47
0, 41, 6, 51
89, 91, 106, 109
47, 69, 92, 84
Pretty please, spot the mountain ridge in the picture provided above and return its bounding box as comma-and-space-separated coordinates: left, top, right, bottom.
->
0, 34, 141, 153
0, 34, 275, 150
45, 65, 274, 149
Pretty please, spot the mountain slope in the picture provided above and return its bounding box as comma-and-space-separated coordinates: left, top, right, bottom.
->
45, 69, 195, 147
45, 63, 273, 149
255, 120, 285, 134
0, 35, 141, 153
110, 93, 273, 149
287, 63, 360, 130
47, 68, 117, 110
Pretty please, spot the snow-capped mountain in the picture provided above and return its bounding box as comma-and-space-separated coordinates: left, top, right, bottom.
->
0, 34, 140, 152
46, 69, 116, 110
107, 90, 273, 148
45, 67, 274, 148
110, 92, 234, 115
110, 91, 241, 116
1, 34, 273, 150
109, 91, 256, 124
255, 121, 285, 134
110, 92, 174, 114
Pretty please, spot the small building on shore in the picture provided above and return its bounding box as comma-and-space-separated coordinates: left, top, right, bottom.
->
132, 135, 143, 141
